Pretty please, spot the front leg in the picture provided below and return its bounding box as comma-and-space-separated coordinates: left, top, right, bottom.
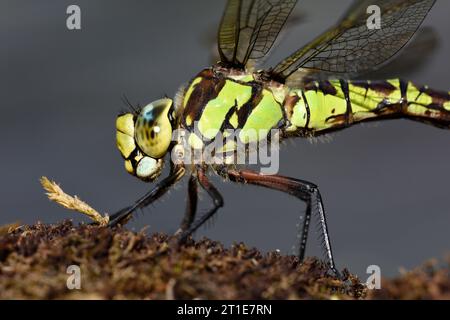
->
109, 166, 185, 227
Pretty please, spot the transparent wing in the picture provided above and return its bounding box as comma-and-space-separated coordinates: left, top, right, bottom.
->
270, 0, 436, 83
218, 0, 297, 70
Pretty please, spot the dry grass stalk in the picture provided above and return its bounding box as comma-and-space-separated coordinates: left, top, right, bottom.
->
40, 176, 109, 226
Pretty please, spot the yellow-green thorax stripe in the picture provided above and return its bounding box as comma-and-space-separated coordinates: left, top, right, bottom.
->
198, 80, 252, 139
239, 89, 284, 143
181, 69, 284, 149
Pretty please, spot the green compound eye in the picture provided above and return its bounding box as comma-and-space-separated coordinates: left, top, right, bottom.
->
135, 98, 173, 159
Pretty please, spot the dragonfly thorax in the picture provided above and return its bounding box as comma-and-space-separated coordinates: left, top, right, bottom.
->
178, 68, 290, 150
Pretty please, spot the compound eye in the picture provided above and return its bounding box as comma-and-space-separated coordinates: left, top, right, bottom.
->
135, 98, 173, 158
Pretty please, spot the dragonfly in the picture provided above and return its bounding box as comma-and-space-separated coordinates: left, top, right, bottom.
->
113, 0, 449, 276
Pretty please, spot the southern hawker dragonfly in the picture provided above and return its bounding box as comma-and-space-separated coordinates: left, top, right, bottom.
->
113, 0, 449, 276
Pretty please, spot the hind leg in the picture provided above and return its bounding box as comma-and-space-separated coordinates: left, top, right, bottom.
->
218, 167, 340, 277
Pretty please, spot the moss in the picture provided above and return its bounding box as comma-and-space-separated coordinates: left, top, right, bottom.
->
0, 221, 447, 299
368, 259, 450, 300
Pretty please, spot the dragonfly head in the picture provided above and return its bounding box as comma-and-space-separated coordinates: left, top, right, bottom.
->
116, 98, 176, 181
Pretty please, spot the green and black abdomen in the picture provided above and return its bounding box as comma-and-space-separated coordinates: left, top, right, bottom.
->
285, 79, 450, 135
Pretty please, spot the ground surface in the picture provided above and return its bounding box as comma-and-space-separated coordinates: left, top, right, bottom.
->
0, 221, 448, 299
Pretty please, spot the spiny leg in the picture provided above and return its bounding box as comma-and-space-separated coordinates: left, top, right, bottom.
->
299, 201, 312, 262
108, 166, 185, 227
178, 167, 224, 244
179, 174, 199, 232
220, 167, 339, 277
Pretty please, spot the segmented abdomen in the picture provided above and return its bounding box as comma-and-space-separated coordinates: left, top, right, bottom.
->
285, 79, 450, 135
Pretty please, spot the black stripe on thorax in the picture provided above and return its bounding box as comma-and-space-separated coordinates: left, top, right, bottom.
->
182, 70, 225, 130
236, 83, 263, 129
300, 90, 311, 129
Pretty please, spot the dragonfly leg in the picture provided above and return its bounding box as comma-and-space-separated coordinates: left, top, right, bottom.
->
178, 174, 199, 232
108, 166, 185, 227
299, 201, 312, 262
219, 167, 340, 277
178, 167, 224, 244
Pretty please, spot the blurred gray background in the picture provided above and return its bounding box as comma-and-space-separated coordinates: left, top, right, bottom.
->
2, 0, 449, 278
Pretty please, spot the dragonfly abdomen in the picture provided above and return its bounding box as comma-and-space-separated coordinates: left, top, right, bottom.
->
284, 79, 450, 135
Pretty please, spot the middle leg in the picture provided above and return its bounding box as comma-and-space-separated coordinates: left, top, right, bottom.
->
178, 167, 224, 244
178, 174, 199, 232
